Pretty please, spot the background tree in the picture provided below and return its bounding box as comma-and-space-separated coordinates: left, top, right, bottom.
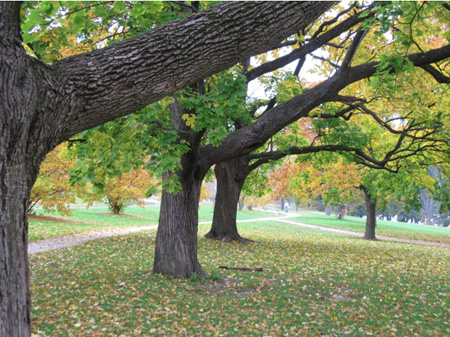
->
84, 168, 157, 215
29, 144, 84, 216
200, 183, 211, 203
288, 157, 362, 219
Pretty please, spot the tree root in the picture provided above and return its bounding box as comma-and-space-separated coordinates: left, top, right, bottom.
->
204, 232, 254, 244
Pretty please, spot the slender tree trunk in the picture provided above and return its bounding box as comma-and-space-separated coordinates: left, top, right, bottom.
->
361, 185, 377, 240
337, 205, 346, 220
238, 197, 245, 211
280, 198, 285, 211
325, 205, 332, 216
153, 170, 206, 278
205, 157, 250, 242
107, 197, 123, 214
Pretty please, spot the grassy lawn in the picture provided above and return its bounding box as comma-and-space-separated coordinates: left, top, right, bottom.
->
30, 221, 450, 336
28, 203, 273, 242
30, 202, 450, 246
29, 207, 157, 242
291, 211, 450, 245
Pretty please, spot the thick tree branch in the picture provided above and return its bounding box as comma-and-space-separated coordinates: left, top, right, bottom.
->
293, 56, 306, 77
201, 44, 450, 166
419, 64, 450, 83
341, 28, 368, 69
46, 1, 334, 143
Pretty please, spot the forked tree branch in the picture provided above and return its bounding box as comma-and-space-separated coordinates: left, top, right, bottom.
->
246, 5, 373, 82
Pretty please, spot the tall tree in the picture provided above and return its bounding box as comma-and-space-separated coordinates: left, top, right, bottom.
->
0, 2, 333, 335
206, 1, 450, 242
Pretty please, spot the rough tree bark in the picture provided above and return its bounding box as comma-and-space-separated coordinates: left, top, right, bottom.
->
152, 93, 211, 277
205, 149, 290, 242
153, 169, 207, 277
360, 185, 377, 240
0, 4, 49, 335
0, 1, 334, 335
205, 157, 251, 243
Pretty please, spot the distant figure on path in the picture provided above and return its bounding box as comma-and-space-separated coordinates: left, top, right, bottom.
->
285, 201, 289, 213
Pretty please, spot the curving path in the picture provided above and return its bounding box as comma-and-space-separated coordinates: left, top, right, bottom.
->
28, 226, 157, 254
29, 213, 450, 255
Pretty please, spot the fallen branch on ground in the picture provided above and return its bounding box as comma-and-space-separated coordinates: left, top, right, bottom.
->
218, 266, 263, 272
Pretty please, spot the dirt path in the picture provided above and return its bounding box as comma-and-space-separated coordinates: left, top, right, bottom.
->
28, 213, 450, 255
28, 226, 157, 254
275, 218, 450, 248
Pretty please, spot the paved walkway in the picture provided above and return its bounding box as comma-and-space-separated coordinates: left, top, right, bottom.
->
28, 213, 450, 255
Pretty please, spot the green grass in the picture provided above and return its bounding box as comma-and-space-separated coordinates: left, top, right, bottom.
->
29, 209, 156, 242
30, 221, 450, 336
28, 203, 275, 242
30, 203, 450, 246
291, 211, 450, 244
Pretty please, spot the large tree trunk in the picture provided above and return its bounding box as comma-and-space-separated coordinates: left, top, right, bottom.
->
152, 93, 210, 278
0, 166, 33, 336
0, 3, 45, 334
361, 185, 377, 240
153, 171, 206, 278
205, 157, 250, 243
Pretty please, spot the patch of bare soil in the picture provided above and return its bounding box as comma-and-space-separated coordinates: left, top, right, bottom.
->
28, 214, 82, 223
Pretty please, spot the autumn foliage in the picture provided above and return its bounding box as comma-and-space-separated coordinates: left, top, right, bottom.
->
30, 144, 84, 215
90, 169, 157, 214
268, 157, 363, 216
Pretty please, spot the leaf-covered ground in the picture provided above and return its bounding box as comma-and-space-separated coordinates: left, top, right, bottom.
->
30, 221, 450, 336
